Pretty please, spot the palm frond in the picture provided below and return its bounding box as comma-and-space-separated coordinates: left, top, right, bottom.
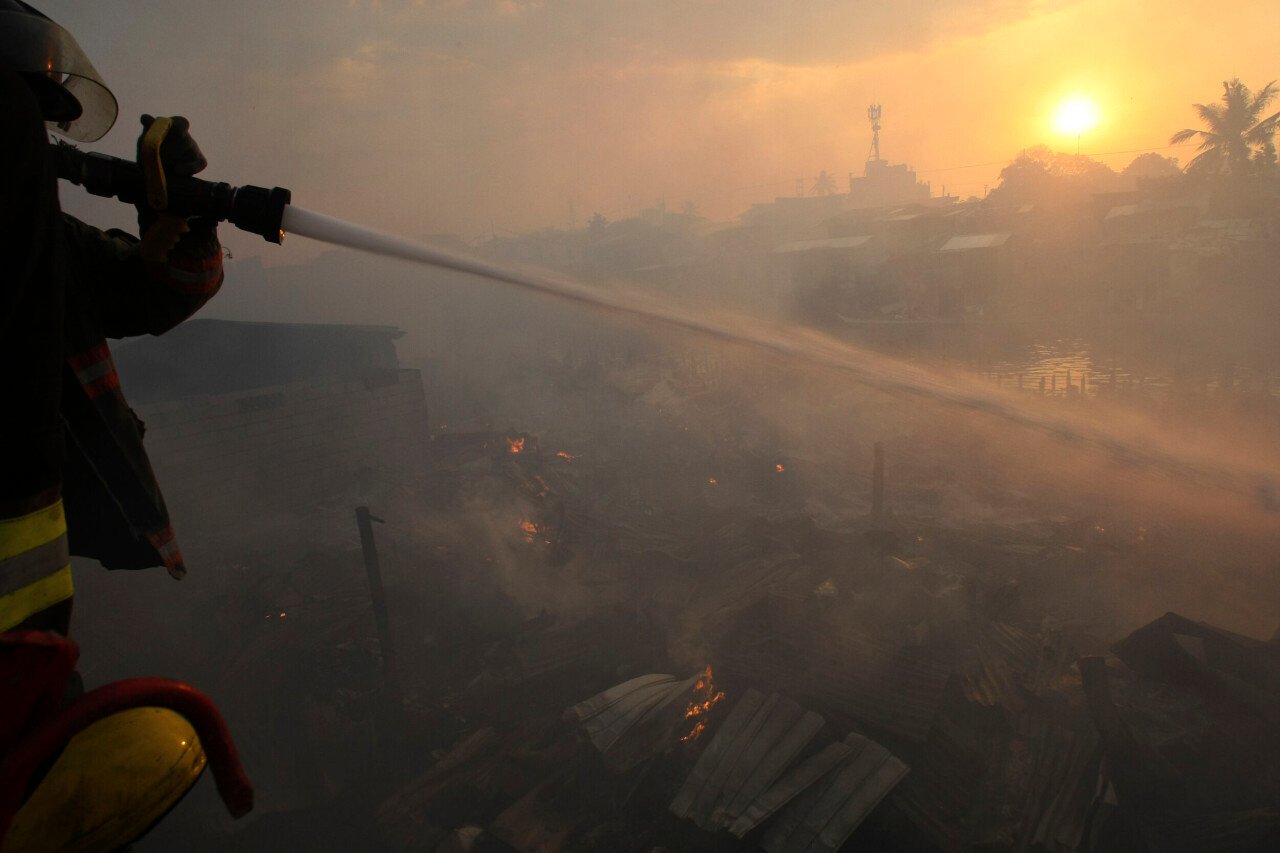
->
1244, 109, 1280, 145
1169, 128, 1204, 145
1250, 81, 1278, 113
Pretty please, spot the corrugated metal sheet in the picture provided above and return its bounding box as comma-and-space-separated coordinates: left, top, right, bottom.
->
774, 236, 873, 254
719, 630, 951, 742
671, 689, 828, 834
1017, 723, 1102, 853
959, 622, 1075, 712
938, 233, 1011, 252
566, 672, 696, 765
671, 690, 907, 849
809, 632, 952, 742
760, 731, 910, 853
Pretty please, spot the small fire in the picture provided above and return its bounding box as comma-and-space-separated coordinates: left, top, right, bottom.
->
681, 721, 706, 742
518, 518, 553, 545
506, 436, 526, 454
555, 450, 576, 461
775, 463, 785, 473
681, 665, 725, 742
708, 478, 718, 485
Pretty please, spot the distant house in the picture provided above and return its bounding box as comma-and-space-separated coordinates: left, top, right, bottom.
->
112, 319, 429, 552
910, 233, 1017, 317
773, 236, 888, 320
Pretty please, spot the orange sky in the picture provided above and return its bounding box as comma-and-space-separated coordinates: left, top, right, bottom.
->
45, 0, 1278, 262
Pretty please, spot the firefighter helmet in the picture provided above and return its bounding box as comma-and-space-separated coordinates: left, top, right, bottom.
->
0, 1, 117, 141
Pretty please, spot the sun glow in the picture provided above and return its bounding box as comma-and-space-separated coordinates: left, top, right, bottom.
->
1053, 96, 1100, 136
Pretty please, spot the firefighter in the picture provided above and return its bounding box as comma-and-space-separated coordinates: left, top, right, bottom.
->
1, 0, 223, 635
0, 3, 248, 848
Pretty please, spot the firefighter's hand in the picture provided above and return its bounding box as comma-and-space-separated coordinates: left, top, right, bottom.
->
135, 115, 208, 232
137, 114, 207, 181
138, 213, 191, 263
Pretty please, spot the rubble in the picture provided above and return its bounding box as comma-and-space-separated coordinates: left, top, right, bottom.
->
97, 318, 1280, 853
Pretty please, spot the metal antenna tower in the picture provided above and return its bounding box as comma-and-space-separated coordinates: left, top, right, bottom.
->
867, 104, 882, 162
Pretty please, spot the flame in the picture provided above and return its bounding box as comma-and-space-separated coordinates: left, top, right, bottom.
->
518, 518, 553, 545
506, 436, 526, 454
775, 463, 785, 473
708, 478, 718, 485
680, 665, 725, 742
555, 450, 576, 461
681, 721, 707, 742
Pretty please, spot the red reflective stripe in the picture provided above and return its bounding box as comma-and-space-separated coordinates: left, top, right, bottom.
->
146, 527, 184, 572
68, 341, 120, 399
81, 371, 121, 399
149, 252, 224, 295
67, 341, 111, 374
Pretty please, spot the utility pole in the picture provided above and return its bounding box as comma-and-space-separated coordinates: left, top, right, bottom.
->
872, 442, 885, 520
355, 506, 403, 724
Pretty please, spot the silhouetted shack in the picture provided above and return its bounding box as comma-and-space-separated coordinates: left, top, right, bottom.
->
775, 236, 887, 319
111, 319, 429, 551
917, 233, 1015, 317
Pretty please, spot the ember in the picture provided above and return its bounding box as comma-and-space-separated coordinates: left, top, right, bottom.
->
506, 436, 526, 454
707, 477, 717, 485
774, 463, 785, 473
681, 665, 725, 742
517, 518, 552, 545
555, 450, 576, 460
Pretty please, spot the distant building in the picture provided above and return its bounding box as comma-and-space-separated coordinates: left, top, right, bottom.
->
112, 319, 429, 554
848, 159, 931, 209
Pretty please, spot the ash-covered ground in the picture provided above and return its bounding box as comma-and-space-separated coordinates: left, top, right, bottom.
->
70, 270, 1280, 852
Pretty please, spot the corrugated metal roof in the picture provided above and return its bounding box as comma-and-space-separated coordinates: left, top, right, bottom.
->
1017, 724, 1102, 853
774, 236, 873, 254
939, 233, 1011, 251
566, 672, 698, 769
719, 630, 951, 743
671, 690, 907, 849
671, 689, 827, 833
760, 731, 910, 853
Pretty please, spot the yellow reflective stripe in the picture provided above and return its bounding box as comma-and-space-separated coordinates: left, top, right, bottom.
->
0, 563, 73, 632
0, 499, 67, 561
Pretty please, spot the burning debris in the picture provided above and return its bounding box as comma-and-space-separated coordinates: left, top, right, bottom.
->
680, 665, 725, 742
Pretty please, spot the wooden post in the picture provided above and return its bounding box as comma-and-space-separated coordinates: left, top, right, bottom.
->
872, 442, 885, 520
356, 506, 402, 708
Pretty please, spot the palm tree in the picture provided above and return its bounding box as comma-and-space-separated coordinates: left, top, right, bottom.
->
811, 170, 837, 196
1170, 78, 1280, 175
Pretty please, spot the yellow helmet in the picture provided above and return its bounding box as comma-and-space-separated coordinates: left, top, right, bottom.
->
2, 708, 206, 852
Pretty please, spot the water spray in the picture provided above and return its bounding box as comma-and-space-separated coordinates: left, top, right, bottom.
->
53, 150, 1279, 509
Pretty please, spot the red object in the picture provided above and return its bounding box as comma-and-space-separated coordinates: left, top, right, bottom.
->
0, 631, 253, 844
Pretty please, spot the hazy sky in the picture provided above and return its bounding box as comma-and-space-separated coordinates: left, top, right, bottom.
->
43, 0, 1277, 262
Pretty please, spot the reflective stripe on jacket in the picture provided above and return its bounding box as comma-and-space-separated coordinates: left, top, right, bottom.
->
0, 499, 72, 631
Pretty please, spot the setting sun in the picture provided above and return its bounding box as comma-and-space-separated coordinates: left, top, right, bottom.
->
1053, 96, 1100, 136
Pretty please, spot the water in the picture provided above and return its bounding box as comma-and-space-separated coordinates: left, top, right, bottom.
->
280, 205, 1279, 509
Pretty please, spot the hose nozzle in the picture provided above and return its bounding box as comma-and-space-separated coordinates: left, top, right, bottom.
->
51, 141, 291, 244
